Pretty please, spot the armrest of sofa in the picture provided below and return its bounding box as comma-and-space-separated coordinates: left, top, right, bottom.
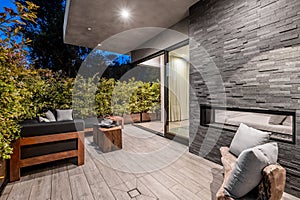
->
217, 147, 236, 200
258, 164, 286, 200
220, 147, 237, 172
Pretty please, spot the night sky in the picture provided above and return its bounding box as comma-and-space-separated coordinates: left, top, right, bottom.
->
0, 0, 15, 12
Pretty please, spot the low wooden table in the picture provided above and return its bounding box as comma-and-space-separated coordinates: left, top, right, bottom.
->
93, 125, 122, 153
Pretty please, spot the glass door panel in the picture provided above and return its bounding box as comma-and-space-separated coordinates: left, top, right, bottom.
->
135, 54, 165, 134
167, 45, 189, 140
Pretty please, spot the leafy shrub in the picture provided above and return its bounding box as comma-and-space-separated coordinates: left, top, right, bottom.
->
95, 78, 115, 117
0, 65, 23, 159
0, 1, 38, 159
102, 78, 161, 116
72, 74, 99, 119
111, 78, 142, 116
37, 69, 74, 110
74, 77, 161, 117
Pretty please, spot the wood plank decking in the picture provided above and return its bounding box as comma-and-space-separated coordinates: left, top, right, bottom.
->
0, 125, 298, 200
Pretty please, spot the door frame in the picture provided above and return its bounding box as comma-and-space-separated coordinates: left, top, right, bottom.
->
132, 39, 189, 145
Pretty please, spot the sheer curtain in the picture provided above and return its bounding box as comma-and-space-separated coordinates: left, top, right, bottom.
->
168, 55, 189, 122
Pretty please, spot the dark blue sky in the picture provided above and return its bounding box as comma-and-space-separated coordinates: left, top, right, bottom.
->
0, 0, 15, 12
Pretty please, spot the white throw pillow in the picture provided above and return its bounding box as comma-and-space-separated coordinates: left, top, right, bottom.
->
229, 123, 270, 157
45, 110, 56, 122
224, 142, 278, 198
39, 116, 50, 123
56, 109, 73, 121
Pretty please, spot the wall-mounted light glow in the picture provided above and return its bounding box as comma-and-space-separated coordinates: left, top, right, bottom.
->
120, 8, 130, 19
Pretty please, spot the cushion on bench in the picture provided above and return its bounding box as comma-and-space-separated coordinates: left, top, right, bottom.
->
20, 119, 85, 137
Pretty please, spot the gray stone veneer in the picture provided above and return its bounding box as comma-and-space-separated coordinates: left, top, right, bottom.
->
189, 0, 300, 197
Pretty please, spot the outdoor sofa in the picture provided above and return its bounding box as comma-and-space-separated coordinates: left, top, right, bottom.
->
10, 111, 85, 182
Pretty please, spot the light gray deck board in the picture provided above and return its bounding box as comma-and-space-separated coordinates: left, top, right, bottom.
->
89, 182, 115, 200
7, 179, 34, 200
69, 173, 94, 200
1, 125, 298, 200
29, 175, 52, 200
138, 174, 179, 200
51, 164, 73, 200
170, 184, 201, 200
0, 184, 12, 200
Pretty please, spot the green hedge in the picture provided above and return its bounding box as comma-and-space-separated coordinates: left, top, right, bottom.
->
0, 67, 74, 159
74, 77, 161, 118
0, 66, 160, 159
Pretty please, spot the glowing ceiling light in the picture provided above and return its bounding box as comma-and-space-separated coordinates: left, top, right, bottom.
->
120, 9, 130, 19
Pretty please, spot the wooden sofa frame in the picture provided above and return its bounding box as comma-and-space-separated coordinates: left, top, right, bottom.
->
10, 131, 84, 182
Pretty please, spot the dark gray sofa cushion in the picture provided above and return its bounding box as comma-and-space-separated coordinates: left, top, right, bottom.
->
20, 119, 39, 124
229, 123, 270, 157
224, 142, 278, 198
20, 119, 85, 137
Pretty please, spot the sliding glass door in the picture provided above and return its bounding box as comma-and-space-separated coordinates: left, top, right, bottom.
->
134, 54, 165, 134
132, 42, 190, 144
166, 45, 189, 140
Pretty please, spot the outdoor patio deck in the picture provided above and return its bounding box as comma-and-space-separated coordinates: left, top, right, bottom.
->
0, 125, 297, 200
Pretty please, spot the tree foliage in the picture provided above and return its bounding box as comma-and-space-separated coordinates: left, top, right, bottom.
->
16, 0, 91, 77
0, 1, 38, 159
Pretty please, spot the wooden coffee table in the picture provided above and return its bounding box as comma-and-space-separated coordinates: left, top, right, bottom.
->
93, 125, 122, 153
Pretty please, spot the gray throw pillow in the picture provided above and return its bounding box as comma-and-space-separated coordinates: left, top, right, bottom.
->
39, 116, 50, 123
224, 142, 278, 198
229, 123, 270, 157
45, 110, 56, 122
269, 115, 287, 125
56, 109, 73, 121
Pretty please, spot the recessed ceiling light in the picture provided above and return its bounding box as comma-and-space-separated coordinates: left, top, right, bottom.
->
87, 27, 92, 31
120, 9, 130, 19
